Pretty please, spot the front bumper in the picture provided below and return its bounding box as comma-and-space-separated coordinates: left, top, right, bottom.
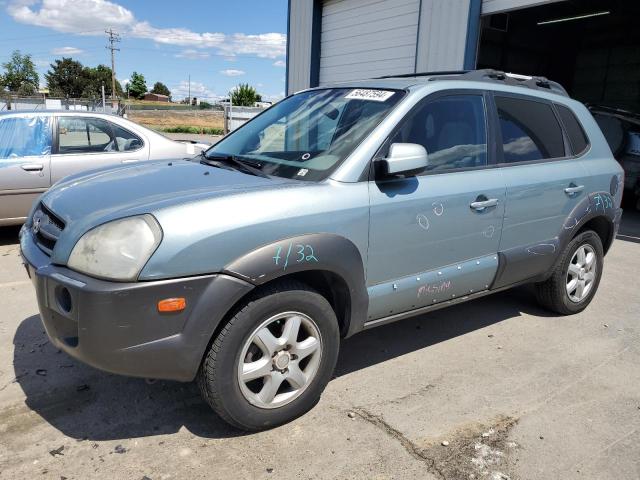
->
20, 229, 253, 381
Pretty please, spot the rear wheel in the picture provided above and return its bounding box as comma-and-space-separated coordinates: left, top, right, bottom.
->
535, 230, 604, 315
198, 280, 340, 431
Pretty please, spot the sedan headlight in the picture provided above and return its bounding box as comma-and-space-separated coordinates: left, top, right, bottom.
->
68, 215, 162, 281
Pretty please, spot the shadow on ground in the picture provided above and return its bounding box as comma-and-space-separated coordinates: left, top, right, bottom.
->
0, 226, 21, 247
12, 286, 544, 441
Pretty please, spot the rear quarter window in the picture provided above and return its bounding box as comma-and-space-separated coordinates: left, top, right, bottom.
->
555, 104, 590, 155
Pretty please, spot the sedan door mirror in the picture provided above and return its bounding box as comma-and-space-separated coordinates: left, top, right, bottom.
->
379, 143, 428, 177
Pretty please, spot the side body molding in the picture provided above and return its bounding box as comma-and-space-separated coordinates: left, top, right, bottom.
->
223, 233, 369, 337
492, 191, 619, 290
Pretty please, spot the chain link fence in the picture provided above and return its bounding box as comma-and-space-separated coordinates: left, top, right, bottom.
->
0, 96, 117, 114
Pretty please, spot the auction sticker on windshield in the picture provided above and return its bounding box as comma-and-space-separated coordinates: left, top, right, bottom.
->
345, 89, 395, 102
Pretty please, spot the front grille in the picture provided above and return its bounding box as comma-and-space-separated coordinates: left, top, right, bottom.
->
32, 203, 65, 256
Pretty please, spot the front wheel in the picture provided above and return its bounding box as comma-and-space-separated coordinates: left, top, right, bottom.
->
198, 280, 340, 431
535, 230, 604, 315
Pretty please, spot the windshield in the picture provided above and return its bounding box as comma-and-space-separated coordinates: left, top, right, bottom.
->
205, 88, 404, 180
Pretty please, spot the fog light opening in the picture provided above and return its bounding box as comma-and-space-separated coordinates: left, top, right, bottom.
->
56, 286, 73, 313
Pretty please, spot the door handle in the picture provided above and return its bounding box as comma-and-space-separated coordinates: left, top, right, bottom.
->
564, 185, 584, 195
21, 163, 44, 172
470, 198, 499, 211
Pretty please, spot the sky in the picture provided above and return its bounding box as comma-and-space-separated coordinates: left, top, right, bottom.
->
0, 0, 288, 101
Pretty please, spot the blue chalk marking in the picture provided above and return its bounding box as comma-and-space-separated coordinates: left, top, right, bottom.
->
284, 243, 293, 270
273, 246, 282, 266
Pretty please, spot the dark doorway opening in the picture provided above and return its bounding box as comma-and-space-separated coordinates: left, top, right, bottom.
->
478, 0, 640, 111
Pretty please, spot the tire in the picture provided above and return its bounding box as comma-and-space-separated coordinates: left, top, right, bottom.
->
198, 279, 340, 431
535, 230, 604, 315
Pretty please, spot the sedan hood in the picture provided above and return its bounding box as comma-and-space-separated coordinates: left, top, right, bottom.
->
40, 159, 295, 259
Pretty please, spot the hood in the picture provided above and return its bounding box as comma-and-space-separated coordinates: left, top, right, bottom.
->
40, 159, 295, 260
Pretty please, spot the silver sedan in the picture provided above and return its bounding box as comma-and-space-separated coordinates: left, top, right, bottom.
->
0, 110, 209, 225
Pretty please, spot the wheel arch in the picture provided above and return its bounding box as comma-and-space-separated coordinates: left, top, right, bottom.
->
561, 192, 618, 255
222, 233, 369, 338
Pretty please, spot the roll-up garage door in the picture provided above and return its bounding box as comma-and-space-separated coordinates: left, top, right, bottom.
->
319, 0, 421, 84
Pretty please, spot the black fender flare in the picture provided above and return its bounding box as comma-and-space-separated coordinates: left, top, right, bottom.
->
558, 191, 618, 253
492, 191, 619, 289
222, 233, 369, 337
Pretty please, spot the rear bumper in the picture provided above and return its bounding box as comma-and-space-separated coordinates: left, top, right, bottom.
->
20, 228, 253, 381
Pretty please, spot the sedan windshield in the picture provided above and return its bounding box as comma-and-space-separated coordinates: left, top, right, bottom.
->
205, 88, 404, 181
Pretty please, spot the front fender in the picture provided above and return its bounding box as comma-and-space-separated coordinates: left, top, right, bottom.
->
222, 233, 369, 337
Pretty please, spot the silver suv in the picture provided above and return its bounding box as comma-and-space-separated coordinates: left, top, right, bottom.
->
20, 70, 623, 430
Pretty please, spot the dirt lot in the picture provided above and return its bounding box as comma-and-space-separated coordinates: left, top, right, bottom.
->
0, 212, 639, 479
127, 110, 224, 131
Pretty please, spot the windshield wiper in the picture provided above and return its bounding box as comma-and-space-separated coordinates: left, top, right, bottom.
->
200, 153, 270, 179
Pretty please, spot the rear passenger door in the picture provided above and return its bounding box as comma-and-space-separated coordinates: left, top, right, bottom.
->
52, 116, 145, 183
367, 91, 506, 320
490, 93, 591, 288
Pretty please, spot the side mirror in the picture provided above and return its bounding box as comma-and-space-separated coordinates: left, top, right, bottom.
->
379, 143, 428, 177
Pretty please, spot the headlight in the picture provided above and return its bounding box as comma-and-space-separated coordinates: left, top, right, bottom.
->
68, 215, 162, 281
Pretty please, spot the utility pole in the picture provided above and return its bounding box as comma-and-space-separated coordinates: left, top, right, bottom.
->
188, 74, 191, 106
105, 28, 121, 107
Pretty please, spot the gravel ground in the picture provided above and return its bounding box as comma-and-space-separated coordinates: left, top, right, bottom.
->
0, 211, 639, 480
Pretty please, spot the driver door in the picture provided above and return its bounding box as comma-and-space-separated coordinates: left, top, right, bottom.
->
51, 116, 145, 183
367, 92, 506, 320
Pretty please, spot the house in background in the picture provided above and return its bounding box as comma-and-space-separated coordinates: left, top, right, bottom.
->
286, 0, 640, 111
143, 93, 170, 102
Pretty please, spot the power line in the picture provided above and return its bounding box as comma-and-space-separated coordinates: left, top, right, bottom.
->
105, 28, 121, 103
0, 29, 106, 44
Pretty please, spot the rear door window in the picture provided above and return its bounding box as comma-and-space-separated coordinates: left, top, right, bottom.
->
555, 104, 589, 155
495, 96, 565, 163
57, 117, 117, 154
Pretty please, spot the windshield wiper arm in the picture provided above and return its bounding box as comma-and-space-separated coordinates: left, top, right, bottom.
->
200, 153, 269, 179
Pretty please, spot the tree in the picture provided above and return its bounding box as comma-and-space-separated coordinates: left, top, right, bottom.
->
150, 81, 170, 97
128, 72, 147, 99
230, 83, 261, 107
82, 65, 123, 98
1, 50, 39, 94
45, 58, 87, 97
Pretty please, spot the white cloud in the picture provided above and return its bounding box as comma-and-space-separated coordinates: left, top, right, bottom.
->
8, 0, 134, 33
174, 49, 210, 60
273, 60, 286, 68
220, 69, 245, 77
7, 0, 286, 59
170, 80, 221, 101
51, 46, 84, 55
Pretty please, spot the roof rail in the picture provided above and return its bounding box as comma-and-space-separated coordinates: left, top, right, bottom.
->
374, 70, 470, 79
452, 69, 569, 97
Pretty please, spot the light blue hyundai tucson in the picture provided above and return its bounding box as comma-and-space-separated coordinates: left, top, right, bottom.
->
20, 70, 623, 430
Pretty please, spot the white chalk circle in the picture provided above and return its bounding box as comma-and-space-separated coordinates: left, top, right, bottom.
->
432, 202, 444, 216
417, 214, 430, 230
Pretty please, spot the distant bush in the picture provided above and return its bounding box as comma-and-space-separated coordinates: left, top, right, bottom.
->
160, 125, 224, 135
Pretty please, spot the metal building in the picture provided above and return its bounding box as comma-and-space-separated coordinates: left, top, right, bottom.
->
286, 0, 640, 112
